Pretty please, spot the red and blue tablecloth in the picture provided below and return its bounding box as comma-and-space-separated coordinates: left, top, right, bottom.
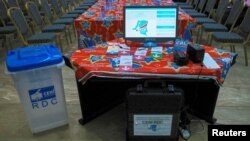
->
70, 38, 236, 85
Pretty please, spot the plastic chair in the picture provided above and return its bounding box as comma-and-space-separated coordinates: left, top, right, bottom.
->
201, 0, 245, 44
210, 8, 250, 66
26, 1, 68, 51
7, 7, 57, 46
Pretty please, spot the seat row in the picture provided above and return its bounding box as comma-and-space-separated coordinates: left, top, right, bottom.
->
0, 0, 97, 52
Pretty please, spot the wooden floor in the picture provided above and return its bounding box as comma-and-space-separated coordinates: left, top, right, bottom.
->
0, 32, 250, 141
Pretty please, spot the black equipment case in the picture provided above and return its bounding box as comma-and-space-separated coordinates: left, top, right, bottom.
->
126, 81, 183, 141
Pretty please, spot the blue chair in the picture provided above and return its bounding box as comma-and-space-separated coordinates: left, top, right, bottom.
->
194, 0, 229, 25
179, 0, 198, 10
0, 0, 13, 25
175, 0, 194, 6
18, 0, 28, 11
50, 0, 80, 18
210, 8, 250, 66
194, 0, 230, 42
185, 0, 208, 18
184, 0, 206, 12
6, 0, 33, 28
200, 0, 217, 18
6, 0, 19, 7
201, 0, 245, 44
26, 1, 68, 51
8, 7, 57, 46
40, 0, 74, 43
50, 0, 78, 40
60, 0, 89, 14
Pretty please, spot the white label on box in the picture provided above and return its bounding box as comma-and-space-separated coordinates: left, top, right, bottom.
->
134, 115, 173, 136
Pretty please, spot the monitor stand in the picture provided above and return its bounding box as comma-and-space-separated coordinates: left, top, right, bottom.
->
144, 42, 157, 47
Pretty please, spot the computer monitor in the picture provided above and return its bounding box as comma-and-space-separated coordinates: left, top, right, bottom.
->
124, 6, 178, 46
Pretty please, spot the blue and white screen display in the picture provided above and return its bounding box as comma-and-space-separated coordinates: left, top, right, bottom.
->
125, 7, 177, 38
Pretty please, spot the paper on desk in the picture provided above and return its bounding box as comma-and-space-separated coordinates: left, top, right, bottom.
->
119, 55, 133, 71
133, 48, 148, 61
106, 45, 119, 55
150, 47, 163, 59
203, 53, 220, 69
118, 44, 131, 55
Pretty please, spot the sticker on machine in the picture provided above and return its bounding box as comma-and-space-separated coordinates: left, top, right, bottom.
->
29, 86, 57, 109
134, 115, 173, 136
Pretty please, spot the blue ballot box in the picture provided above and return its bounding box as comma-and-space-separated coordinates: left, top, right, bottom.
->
5, 44, 68, 133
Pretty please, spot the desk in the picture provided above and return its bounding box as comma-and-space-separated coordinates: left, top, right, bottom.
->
70, 38, 236, 125
74, 0, 195, 48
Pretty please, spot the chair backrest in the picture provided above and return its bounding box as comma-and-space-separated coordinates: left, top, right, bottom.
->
26, 2, 44, 29
197, 0, 207, 12
40, 0, 54, 23
19, 0, 28, 10
187, 0, 194, 5
77, 0, 84, 5
60, 0, 68, 9
203, 0, 217, 16
213, 0, 230, 23
8, 7, 31, 45
0, 0, 9, 25
224, 0, 245, 31
33, 0, 41, 7
66, 0, 73, 6
237, 8, 250, 40
50, 0, 63, 17
6, 0, 19, 7
193, 0, 200, 9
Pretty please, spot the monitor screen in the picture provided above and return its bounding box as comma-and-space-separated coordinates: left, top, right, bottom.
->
124, 6, 178, 43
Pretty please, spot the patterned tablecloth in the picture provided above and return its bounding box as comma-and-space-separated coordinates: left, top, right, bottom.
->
74, 0, 195, 48
70, 38, 236, 85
